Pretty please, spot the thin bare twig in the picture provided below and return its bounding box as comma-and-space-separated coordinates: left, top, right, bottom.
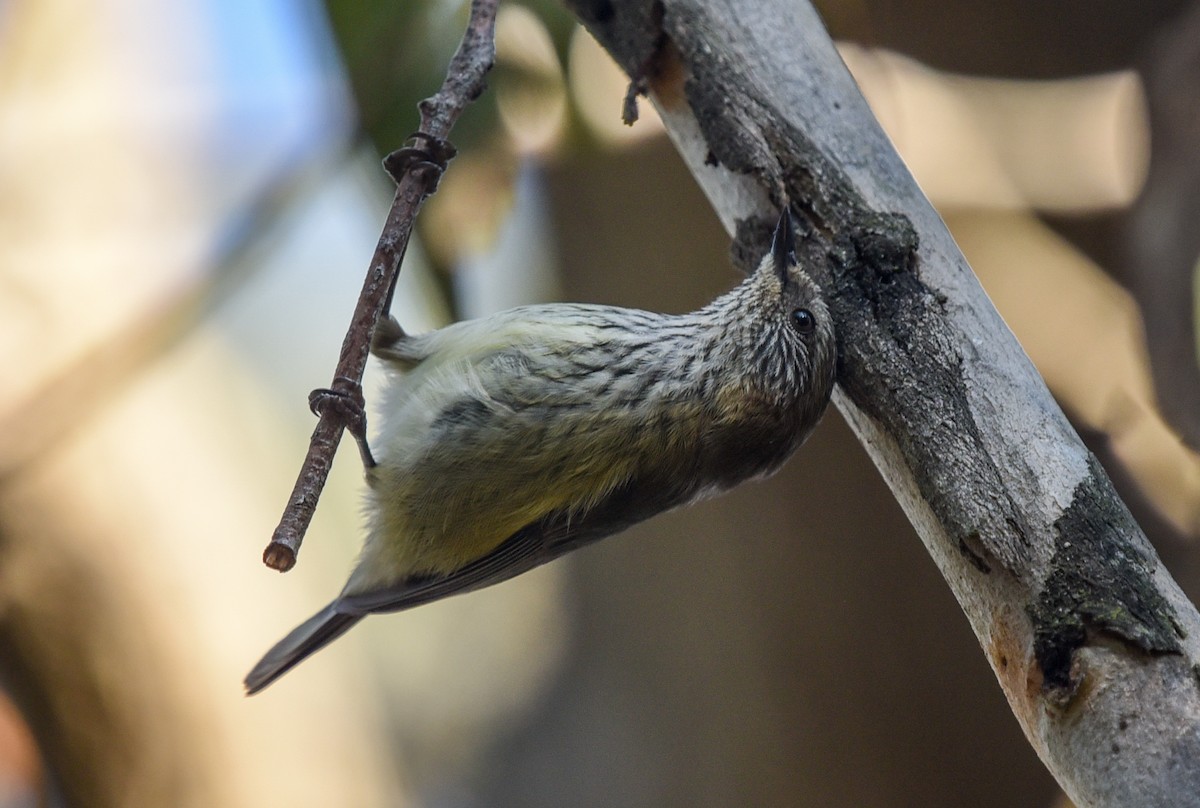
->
263, 0, 500, 572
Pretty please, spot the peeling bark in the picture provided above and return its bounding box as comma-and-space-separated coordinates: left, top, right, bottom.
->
562, 0, 1200, 804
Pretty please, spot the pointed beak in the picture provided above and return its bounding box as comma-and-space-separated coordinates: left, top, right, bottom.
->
771, 206, 796, 282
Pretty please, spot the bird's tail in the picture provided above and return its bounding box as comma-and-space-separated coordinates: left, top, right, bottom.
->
244, 602, 362, 695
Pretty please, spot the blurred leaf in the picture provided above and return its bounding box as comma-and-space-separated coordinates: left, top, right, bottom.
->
321, 0, 577, 155
320, 0, 485, 151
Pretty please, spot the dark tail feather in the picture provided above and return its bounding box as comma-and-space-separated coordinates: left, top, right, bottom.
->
244, 602, 362, 695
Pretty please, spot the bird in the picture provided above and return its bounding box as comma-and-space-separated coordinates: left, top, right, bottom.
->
245, 207, 837, 694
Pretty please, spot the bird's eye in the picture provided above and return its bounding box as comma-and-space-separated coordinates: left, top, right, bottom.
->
791, 308, 816, 335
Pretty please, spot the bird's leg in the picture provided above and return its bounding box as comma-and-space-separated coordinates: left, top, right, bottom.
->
309, 376, 376, 470
371, 314, 407, 355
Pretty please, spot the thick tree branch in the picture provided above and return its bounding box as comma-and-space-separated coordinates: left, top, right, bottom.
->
263, 0, 498, 572
563, 0, 1200, 804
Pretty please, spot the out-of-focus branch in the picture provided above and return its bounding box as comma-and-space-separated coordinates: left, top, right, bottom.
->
263, 0, 499, 572
1127, 1, 1200, 451
561, 0, 1200, 804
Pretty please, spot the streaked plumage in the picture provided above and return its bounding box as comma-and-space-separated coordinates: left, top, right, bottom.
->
246, 210, 836, 694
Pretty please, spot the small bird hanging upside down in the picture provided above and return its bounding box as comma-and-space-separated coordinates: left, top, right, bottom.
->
245, 207, 837, 694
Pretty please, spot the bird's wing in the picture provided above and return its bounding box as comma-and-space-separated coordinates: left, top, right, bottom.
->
338, 455, 697, 616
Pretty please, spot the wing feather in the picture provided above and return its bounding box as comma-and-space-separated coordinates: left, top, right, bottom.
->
340, 462, 697, 616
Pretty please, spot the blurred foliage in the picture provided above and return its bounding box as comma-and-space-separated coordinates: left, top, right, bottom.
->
321, 0, 577, 155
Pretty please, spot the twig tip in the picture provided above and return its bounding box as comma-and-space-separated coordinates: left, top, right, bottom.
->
263, 542, 296, 572
622, 78, 646, 126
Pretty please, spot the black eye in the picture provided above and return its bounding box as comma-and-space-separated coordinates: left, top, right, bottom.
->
791, 308, 816, 335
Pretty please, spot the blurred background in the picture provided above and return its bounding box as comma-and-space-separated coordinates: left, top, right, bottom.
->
1, 0, 1198, 805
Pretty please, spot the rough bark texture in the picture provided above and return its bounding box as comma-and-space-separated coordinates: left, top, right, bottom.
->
562, 0, 1200, 804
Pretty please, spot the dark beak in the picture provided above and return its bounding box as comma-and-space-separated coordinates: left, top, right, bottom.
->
771, 206, 796, 283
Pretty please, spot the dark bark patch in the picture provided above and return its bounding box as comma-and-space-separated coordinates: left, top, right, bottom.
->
825, 213, 1033, 576
1028, 457, 1184, 692
590, 0, 616, 23
569, 0, 665, 79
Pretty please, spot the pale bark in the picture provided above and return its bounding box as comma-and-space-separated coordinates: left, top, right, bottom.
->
562, 0, 1200, 805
